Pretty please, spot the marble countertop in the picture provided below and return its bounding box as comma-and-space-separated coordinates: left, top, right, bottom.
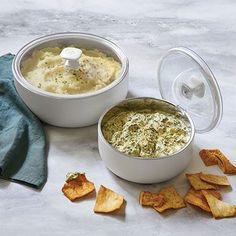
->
1, 0, 236, 235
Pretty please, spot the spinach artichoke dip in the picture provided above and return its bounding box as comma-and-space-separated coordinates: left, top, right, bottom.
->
21, 47, 121, 94
102, 104, 191, 158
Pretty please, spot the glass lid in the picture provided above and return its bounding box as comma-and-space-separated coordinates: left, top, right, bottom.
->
158, 47, 223, 133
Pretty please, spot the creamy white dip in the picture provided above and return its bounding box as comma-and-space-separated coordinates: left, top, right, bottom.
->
21, 47, 121, 95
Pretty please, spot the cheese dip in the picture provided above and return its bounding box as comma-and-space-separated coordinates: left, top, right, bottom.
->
102, 104, 191, 158
21, 47, 121, 94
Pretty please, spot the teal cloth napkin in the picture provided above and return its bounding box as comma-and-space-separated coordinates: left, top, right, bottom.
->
0, 54, 47, 189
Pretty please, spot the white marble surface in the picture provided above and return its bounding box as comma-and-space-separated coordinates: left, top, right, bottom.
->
1, 0, 236, 235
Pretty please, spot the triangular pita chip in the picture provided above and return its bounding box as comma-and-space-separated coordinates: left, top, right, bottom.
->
199, 149, 236, 174
62, 172, 95, 201
153, 186, 185, 213
186, 173, 217, 190
94, 185, 124, 213
199, 173, 230, 186
202, 190, 236, 218
184, 188, 221, 212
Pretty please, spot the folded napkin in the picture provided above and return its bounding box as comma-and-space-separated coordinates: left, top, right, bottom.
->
0, 54, 47, 189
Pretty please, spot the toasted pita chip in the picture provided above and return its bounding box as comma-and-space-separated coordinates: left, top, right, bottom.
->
199, 149, 219, 166
153, 186, 185, 213
186, 173, 217, 190
139, 191, 165, 207
202, 190, 236, 218
200, 173, 230, 186
62, 172, 95, 201
215, 150, 236, 174
199, 149, 236, 174
94, 185, 124, 213
184, 188, 221, 212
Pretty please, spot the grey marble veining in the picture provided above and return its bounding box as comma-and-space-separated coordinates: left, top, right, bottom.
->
1, 0, 236, 235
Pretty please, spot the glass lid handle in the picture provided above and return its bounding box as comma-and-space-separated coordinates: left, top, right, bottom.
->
181, 77, 205, 100
60, 47, 82, 69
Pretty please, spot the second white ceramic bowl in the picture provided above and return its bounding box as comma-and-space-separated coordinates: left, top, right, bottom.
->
98, 98, 195, 184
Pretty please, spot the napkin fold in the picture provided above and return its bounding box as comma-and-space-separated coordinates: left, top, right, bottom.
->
0, 54, 47, 189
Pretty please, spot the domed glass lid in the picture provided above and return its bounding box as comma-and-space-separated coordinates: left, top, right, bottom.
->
158, 47, 223, 133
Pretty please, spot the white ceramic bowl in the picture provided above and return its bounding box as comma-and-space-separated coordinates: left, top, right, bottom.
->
12, 33, 129, 127
98, 97, 195, 184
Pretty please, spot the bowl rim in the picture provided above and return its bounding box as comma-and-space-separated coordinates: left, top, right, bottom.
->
12, 32, 129, 100
98, 97, 195, 161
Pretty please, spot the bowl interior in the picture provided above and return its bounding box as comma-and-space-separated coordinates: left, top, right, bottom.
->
13, 33, 128, 98
100, 97, 195, 160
